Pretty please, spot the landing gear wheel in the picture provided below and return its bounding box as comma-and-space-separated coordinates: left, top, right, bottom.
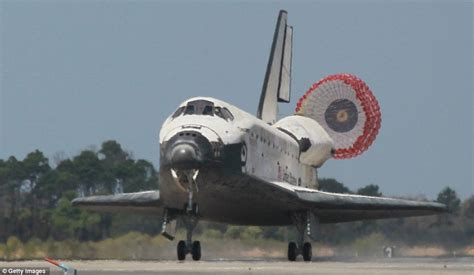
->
191, 241, 201, 261
288, 242, 297, 261
177, 240, 186, 261
302, 242, 312, 262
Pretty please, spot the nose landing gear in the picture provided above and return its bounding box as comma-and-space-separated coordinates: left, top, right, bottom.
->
171, 168, 202, 261
177, 209, 200, 261
177, 240, 201, 261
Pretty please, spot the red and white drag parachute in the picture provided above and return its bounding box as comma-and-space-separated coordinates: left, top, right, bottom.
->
295, 74, 381, 159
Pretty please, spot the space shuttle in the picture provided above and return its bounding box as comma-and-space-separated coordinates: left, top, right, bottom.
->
73, 10, 445, 262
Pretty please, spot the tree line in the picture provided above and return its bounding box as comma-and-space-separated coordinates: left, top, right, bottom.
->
0, 140, 472, 249
0, 140, 158, 242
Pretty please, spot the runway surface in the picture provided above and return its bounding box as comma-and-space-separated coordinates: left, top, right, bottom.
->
1, 257, 473, 275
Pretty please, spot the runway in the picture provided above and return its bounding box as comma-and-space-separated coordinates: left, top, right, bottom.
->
1, 258, 473, 275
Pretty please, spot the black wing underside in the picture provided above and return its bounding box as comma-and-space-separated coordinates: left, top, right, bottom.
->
71, 181, 445, 224
71, 191, 163, 214
267, 181, 446, 223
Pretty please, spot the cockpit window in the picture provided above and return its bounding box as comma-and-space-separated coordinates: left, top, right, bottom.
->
172, 106, 185, 118
203, 105, 214, 116
215, 107, 234, 121
184, 105, 195, 115
221, 107, 234, 121
183, 100, 214, 116
173, 100, 234, 121
214, 107, 225, 119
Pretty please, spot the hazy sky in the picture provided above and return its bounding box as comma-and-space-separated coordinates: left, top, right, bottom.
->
1, 1, 472, 199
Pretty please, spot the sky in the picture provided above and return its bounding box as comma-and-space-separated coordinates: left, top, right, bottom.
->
0, 0, 472, 199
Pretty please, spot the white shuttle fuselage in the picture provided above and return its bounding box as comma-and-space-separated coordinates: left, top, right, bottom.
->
158, 97, 333, 225
72, 10, 446, 262
160, 97, 333, 190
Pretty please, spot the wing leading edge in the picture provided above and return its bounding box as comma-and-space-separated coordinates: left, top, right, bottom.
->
267, 181, 446, 223
72, 191, 163, 214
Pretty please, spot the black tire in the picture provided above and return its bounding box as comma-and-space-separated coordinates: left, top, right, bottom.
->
302, 242, 312, 262
288, 242, 297, 261
177, 240, 186, 261
192, 241, 201, 261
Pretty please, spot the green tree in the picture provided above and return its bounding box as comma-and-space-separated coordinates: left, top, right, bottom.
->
72, 150, 111, 195
0, 141, 161, 243
36, 170, 79, 206
318, 178, 352, 194
122, 159, 158, 192
357, 184, 382, 197
51, 192, 101, 241
22, 150, 51, 190
0, 159, 8, 241
20, 150, 51, 240
1, 157, 25, 240
437, 187, 461, 213
99, 140, 128, 165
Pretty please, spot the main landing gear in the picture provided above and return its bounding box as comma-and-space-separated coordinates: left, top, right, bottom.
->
287, 211, 318, 262
287, 241, 312, 262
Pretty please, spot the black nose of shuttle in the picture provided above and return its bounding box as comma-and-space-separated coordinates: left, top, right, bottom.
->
163, 130, 213, 169
170, 144, 198, 166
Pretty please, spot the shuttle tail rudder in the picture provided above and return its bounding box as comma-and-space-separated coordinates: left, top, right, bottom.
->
257, 10, 293, 125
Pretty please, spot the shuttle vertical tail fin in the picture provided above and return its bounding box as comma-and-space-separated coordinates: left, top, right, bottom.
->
257, 10, 293, 125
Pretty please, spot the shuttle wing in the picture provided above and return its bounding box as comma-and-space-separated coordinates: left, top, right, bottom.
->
72, 191, 163, 214
267, 181, 446, 223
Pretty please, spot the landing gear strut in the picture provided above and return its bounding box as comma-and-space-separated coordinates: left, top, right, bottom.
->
173, 169, 201, 261
176, 206, 200, 261
287, 211, 318, 262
